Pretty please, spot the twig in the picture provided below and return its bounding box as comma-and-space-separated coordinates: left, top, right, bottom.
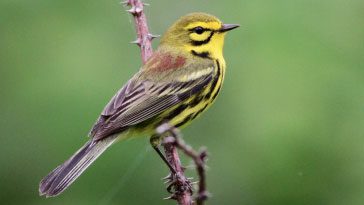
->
162, 141, 193, 205
123, 0, 156, 63
124, 1, 209, 204
158, 124, 209, 205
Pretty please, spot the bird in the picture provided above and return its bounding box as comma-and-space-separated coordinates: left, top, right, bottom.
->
39, 12, 239, 197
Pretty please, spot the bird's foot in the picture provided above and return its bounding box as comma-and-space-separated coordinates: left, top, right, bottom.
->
163, 172, 192, 197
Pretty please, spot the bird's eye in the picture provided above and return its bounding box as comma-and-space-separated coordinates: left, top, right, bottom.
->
194, 26, 204, 34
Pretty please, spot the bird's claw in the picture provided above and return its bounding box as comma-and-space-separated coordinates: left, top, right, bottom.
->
163, 172, 192, 195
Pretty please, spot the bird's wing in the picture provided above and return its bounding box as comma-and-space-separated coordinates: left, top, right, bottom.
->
89, 66, 214, 141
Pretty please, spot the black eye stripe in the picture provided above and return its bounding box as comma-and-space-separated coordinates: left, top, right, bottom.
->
190, 31, 215, 46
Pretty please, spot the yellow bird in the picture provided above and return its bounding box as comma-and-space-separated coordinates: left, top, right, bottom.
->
39, 12, 239, 197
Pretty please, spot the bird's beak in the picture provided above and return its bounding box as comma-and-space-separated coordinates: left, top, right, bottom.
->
219, 24, 240, 32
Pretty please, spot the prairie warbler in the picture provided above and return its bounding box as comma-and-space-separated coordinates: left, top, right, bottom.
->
39, 12, 238, 197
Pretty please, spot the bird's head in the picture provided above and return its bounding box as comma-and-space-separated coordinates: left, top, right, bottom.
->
160, 12, 239, 60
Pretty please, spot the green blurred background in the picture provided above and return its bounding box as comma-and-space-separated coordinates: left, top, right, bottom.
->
1, 0, 364, 204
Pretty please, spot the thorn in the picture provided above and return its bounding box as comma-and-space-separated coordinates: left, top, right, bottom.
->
184, 164, 196, 170
162, 173, 172, 180
163, 176, 174, 184
164, 194, 177, 200
135, 6, 143, 14
120, 0, 130, 6
130, 38, 141, 46
127, 7, 136, 14
148, 33, 160, 40
143, 2, 150, 6
127, 5, 143, 15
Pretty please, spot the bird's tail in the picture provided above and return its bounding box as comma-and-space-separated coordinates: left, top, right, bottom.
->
39, 136, 118, 197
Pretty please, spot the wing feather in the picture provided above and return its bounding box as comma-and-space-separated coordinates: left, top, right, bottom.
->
93, 72, 212, 140
90, 61, 215, 141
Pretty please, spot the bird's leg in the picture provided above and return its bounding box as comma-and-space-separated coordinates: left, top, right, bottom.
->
151, 130, 193, 196
150, 135, 177, 174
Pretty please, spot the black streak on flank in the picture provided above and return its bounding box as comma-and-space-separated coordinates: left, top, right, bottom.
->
164, 104, 188, 121
191, 50, 211, 59
216, 59, 221, 73
211, 84, 221, 101
175, 113, 194, 128
211, 59, 222, 100
191, 31, 214, 46
206, 76, 218, 99
192, 104, 209, 120
205, 60, 221, 100
177, 75, 212, 100
190, 94, 204, 108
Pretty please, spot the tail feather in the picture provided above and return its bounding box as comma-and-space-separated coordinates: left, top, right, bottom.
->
39, 164, 63, 196
39, 136, 117, 197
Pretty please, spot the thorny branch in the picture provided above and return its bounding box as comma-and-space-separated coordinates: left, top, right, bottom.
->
124, 1, 209, 205
157, 124, 209, 205
123, 0, 157, 64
